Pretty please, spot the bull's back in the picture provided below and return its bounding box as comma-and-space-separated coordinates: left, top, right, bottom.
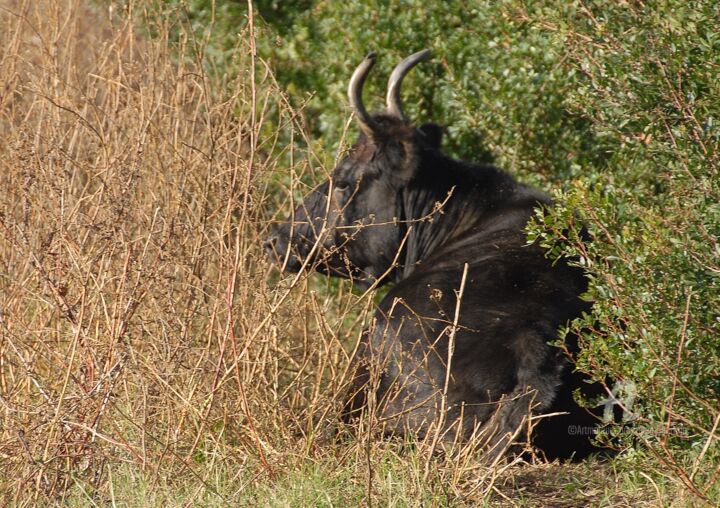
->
367, 234, 588, 437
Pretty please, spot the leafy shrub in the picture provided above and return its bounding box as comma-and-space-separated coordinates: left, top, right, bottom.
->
533, 3, 719, 494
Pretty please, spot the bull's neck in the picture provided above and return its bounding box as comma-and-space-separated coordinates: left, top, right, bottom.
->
396, 162, 546, 281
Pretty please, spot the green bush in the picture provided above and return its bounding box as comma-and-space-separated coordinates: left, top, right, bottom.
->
534, 0, 720, 465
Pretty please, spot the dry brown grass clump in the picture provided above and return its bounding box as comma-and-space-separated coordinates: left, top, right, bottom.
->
0, 0, 357, 503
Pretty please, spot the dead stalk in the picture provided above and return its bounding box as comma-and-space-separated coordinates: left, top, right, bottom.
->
423, 262, 469, 478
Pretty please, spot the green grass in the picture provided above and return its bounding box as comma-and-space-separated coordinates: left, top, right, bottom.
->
60, 445, 701, 507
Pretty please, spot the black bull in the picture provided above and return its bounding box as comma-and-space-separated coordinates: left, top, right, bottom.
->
266, 50, 608, 459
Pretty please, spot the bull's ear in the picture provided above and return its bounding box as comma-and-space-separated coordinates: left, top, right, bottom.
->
418, 123, 443, 149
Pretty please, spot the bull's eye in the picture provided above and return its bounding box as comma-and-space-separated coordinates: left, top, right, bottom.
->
333, 181, 350, 193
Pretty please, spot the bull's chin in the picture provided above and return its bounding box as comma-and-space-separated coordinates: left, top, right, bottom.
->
270, 252, 386, 290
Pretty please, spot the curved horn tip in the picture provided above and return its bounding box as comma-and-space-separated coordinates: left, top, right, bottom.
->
365, 52, 377, 60
348, 51, 380, 135
414, 48, 432, 60
385, 48, 433, 120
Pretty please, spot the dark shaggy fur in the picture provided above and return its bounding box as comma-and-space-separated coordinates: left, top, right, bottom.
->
267, 113, 606, 460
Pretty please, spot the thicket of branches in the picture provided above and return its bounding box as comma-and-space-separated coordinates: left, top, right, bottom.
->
0, 0, 332, 503
0, 0, 717, 505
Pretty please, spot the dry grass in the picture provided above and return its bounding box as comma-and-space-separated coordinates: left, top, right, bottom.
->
0, 0, 317, 501
0, 1, 712, 506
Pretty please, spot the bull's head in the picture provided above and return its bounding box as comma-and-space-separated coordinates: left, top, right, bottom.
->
266, 50, 442, 288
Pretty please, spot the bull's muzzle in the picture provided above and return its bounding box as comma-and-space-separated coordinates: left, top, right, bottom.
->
264, 226, 304, 272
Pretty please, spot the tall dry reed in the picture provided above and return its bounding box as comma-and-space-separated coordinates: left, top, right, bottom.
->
0, 0, 364, 502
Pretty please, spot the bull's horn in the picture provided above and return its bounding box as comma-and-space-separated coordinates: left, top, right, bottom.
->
348, 52, 379, 136
386, 49, 432, 121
